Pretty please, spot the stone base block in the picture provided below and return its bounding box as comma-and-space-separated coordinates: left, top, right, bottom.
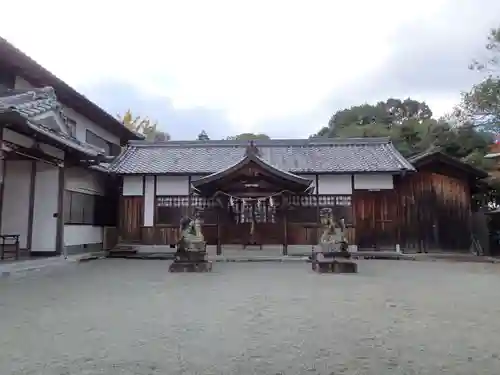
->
169, 261, 213, 273
312, 260, 357, 274
174, 251, 207, 262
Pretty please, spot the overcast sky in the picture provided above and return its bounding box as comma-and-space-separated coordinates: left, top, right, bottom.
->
1, 0, 499, 139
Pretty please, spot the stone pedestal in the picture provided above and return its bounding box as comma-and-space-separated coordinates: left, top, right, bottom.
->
168, 250, 212, 273
313, 259, 358, 273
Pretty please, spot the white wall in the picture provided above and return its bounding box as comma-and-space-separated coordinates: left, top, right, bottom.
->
64, 106, 120, 146
64, 167, 106, 248
123, 176, 143, 196
156, 176, 189, 195
64, 226, 102, 246
3, 128, 34, 148
143, 176, 155, 226
354, 174, 394, 190
14, 76, 34, 90
3, 129, 65, 161
39, 143, 65, 160
1, 160, 31, 248
317, 175, 352, 195
65, 167, 105, 195
31, 162, 59, 252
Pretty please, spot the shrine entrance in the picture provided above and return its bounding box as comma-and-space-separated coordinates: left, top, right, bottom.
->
191, 141, 314, 255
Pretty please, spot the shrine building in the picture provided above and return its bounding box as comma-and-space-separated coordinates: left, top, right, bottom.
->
110, 138, 488, 255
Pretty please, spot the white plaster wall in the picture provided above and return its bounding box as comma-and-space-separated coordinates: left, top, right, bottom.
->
3, 128, 65, 162
123, 176, 143, 196
1, 160, 31, 249
65, 167, 105, 195
3, 128, 34, 148
31, 162, 59, 252
39, 143, 65, 160
156, 176, 189, 195
317, 175, 352, 195
354, 174, 394, 190
14, 76, 34, 90
64, 106, 120, 146
64, 226, 102, 246
143, 176, 155, 226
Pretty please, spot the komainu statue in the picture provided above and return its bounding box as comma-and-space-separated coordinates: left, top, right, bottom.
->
311, 208, 357, 274
318, 208, 349, 253
169, 209, 212, 272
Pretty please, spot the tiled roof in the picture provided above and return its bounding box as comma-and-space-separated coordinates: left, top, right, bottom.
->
110, 138, 415, 174
0, 87, 105, 157
0, 37, 140, 142
408, 149, 488, 179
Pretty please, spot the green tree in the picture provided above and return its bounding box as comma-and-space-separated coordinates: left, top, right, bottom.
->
316, 98, 433, 139
456, 26, 500, 132
197, 130, 210, 141
226, 133, 270, 141
118, 110, 170, 142
313, 97, 494, 167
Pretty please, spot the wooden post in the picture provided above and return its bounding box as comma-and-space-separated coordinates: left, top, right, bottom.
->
153, 175, 157, 244
55, 163, 65, 256
216, 207, 222, 255
315, 174, 320, 243
26, 160, 37, 251
0, 124, 4, 235
283, 207, 288, 256
188, 175, 192, 216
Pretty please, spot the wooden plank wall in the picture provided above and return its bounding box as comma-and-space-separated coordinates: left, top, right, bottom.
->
118, 197, 143, 242
353, 171, 472, 252
118, 174, 473, 252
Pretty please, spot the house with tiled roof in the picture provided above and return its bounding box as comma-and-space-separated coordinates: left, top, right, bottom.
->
111, 138, 488, 254
0, 37, 140, 260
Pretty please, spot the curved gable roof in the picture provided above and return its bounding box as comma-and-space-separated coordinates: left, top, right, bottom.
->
191, 150, 313, 191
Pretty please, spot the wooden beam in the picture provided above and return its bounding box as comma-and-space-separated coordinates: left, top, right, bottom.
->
315, 174, 320, 224
55, 164, 65, 256
26, 160, 37, 250
153, 175, 157, 244
216, 207, 222, 255
141, 176, 145, 243
283, 202, 288, 256
188, 175, 192, 216
0, 124, 5, 234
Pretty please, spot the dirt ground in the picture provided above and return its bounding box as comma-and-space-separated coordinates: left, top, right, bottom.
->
1, 259, 500, 375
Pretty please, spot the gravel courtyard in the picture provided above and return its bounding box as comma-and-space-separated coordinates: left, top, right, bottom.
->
1, 259, 500, 375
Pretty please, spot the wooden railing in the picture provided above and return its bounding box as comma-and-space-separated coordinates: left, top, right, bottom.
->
0, 234, 20, 261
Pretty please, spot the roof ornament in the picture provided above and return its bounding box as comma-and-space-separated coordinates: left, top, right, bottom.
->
245, 140, 260, 157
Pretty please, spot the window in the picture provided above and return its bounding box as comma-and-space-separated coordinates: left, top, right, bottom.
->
64, 190, 117, 226
66, 117, 77, 138
86, 129, 111, 155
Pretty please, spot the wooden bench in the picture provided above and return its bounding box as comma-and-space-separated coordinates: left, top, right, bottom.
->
0, 234, 20, 261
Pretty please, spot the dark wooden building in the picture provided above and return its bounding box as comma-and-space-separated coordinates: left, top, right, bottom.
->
110, 138, 487, 254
